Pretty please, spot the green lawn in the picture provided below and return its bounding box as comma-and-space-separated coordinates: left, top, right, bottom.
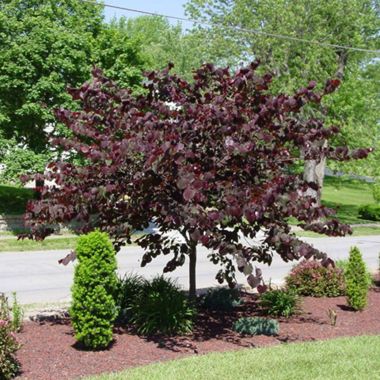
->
322, 176, 375, 224
84, 335, 380, 380
296, 225, 380, 238
0, 234, 142, 252
0, 237, 78, 252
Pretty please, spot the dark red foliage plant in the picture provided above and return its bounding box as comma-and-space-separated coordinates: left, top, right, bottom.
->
23, 62, 371, 298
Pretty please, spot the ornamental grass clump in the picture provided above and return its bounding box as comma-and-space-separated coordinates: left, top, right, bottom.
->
70, 231, 118, 350
345, 247, 368, 311
0, 294, 20, 380
114, 273, 145, 324
286, 260, 345, 297
129, 276, 195, 336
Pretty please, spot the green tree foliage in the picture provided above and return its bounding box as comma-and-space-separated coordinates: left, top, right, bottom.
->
70, 231, 118, 349
0, 0, 102, 151
0, 0, 148, 152
345, 246, 369, 311
0, 146, 50, 185
112, 16, 213, 80
185, 0, 380, 177
93, 20, 148, 91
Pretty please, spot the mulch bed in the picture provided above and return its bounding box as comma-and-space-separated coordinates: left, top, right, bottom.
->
16, 283, 380, 380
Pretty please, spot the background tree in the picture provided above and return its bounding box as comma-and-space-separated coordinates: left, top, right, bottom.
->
0, 1, 149, 149
0, 0, 103, 152
0, 1, 150, 184
185, 0, 380, 186
108, 15, 213, 81
23, 64, 370, 298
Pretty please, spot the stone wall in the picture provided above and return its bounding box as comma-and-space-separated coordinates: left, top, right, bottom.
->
0, 214, 26, 232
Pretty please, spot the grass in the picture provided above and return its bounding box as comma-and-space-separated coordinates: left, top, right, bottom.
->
84, 335, 380, 380
0, 237, 78, 252
0, 234, 141, 252
0, 184, 36, 215
296, 225, 380, 238
322, 176, 375, 224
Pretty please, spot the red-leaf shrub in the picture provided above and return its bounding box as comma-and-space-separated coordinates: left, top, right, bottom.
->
0, 294, 20, 379
23, 62, 371, 297
286, 260, 345, 297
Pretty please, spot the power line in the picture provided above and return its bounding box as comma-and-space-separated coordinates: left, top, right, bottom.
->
81, 0, 380, 55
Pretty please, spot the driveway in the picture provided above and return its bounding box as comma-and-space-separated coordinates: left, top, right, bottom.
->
0, 235, 379, 304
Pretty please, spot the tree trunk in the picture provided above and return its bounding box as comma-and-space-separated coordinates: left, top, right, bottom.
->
303, 50, 348, 202
303, 141, 327, 205
188, 241, 197, 300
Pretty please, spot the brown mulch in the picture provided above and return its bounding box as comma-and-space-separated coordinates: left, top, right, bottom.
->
16, 285, 380, 380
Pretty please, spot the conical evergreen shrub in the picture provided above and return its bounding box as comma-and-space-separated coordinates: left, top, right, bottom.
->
70, 231, 118, 349
345, 246, 369, 311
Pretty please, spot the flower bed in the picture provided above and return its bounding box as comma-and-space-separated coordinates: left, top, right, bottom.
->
15, 285, 380, 380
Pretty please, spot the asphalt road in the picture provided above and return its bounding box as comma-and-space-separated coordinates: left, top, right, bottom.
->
1, 235, 379, 304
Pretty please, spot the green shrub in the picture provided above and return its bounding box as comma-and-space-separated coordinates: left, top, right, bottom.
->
129, 276, 195, 336
233, 317, 279, 336
286, 260, 345, 297
70, 231, 118, 349
203, 287, 241, 311
358, 204, 380, 221
345, 247, 368, 311
0, 185, 36, 215
114, 273, 144, 323
0, 294, 20, 379
335, 259, 372, 289
372, 183, 380, 203
260, 289, 299, 318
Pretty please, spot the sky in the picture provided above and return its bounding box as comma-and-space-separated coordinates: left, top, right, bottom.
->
103, 0, 188, 24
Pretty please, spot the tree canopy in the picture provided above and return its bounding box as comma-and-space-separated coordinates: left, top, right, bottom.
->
23, 63, 370, 297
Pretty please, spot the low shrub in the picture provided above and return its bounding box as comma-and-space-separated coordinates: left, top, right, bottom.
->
358, 204, 380, 221
70, 231, 118, 350
0, 294, 20, 379
129, 276, 195, 336
9, 293, 23, 333
345, 247, 368, 311
114, 273, 144, 323
260, 289, 299, 318
203, 287, 241, 311
233, 317, 279, 336
286, 260, 345, 297
372, 183, 380, 203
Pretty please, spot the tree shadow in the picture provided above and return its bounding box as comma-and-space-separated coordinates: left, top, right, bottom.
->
71, 339, 116, 352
